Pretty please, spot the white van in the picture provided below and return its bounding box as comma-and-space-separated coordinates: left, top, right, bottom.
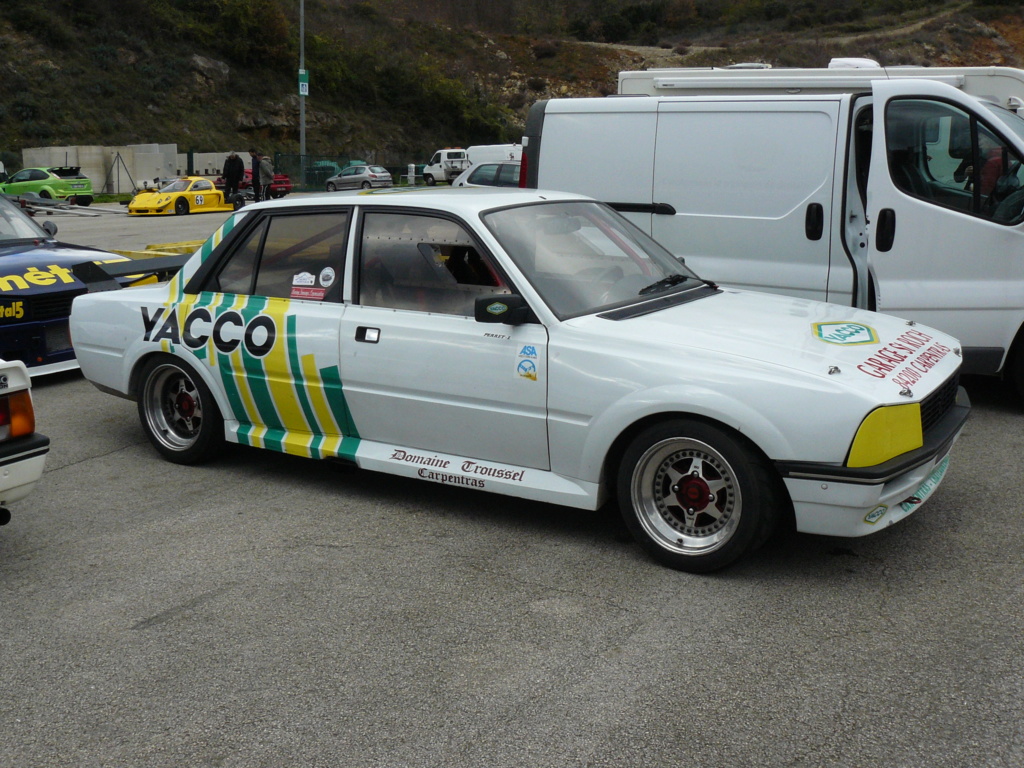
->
521, 62, 1024, 394
466, 144, 523, 164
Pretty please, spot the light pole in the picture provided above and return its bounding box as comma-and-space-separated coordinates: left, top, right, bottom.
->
299, 0, 306, 159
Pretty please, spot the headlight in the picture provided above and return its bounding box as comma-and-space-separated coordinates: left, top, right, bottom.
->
846, 403, 923, 467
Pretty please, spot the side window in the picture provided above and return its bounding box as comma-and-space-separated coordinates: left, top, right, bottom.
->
358, 212, 509, 316
887, 99, 1024, 222
468, 165, 499, 185
211, 212, 349, 300
498, 164, 520, 187
31, 170, 49, 181
193, 180, 213, 191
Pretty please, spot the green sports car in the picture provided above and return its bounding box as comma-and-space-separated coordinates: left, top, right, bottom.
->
0, 166, 94, 206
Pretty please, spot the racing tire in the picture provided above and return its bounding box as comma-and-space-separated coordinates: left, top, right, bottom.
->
174, 197, 189, 215
326, 182, 336, 192
424, 174, 436, 186
616, 419, 781, 573
76, 196, 93, 207
230, 193, 245, 210
137, 355, 224, 465
360, 181, 371, 189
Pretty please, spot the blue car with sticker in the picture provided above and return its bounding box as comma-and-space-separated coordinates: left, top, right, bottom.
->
0, 195, 138, 375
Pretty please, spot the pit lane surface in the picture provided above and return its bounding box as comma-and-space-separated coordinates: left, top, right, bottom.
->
2, 209, 1022, 767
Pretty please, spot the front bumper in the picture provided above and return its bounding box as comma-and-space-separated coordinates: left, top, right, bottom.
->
779, 386, 970, 537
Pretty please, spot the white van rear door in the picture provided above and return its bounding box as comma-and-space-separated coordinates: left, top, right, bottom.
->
535, 99, 658, 231
651, 98, 841, 299
867, 78, 1024, 373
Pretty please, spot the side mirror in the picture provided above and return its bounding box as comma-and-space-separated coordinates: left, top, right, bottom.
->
474, 294, 533, 325
42, 220, 58, 238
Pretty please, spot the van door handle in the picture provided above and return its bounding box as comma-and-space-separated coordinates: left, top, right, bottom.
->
805, 203, 824, 241
876, 208, 896, 252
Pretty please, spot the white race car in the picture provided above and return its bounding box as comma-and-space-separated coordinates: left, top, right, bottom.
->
69, 188, 969, 572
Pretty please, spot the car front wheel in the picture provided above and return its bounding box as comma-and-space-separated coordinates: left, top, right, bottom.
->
174, 197, 189, 215
424, 174, 436, 186
137, 355, 224, 465
617, 419, 780, 573
326, 182, 336, 191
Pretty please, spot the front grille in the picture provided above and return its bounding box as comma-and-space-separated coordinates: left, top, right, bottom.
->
26, 289, 86, 322
920, 372, 960, 434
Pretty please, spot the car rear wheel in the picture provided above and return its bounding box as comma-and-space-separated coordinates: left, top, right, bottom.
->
617, 419, 780, 573
360, 181, 371, 189
137, 355, 224, 465
174, 197, 189, 215
76, 196, 93, 206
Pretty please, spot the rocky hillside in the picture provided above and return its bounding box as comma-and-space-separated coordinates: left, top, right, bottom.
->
1, 1, 1023, 169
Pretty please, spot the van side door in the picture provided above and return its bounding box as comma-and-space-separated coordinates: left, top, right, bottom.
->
867, 79, 1024, 375
650, 98, 842, 300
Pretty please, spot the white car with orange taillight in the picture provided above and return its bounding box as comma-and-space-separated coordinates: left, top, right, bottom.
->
0, 358, 49, 527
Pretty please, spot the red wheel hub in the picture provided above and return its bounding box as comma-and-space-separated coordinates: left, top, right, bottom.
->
675, 474, 712, 511
175, 392, 196, 419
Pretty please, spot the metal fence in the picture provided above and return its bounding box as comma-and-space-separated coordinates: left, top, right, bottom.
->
273, 154, 426, 191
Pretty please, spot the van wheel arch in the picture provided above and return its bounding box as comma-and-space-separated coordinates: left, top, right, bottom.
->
1006, 324, 1024, 401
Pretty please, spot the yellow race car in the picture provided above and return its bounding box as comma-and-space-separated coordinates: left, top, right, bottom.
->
128, 176, 242, 216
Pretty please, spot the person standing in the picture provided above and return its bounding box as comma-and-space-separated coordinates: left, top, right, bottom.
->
248, 148, 262, 202
222, 151, 244, 198
259, 152, 275, 201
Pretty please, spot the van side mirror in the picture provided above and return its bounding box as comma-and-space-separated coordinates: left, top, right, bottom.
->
474, 294, 533, 325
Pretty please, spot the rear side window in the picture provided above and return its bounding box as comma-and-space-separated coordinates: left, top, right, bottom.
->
211, 212, 349, 300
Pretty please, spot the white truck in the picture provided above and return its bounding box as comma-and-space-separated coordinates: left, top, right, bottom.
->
423, 145, 522, 185
422, 148, 469, 185
521, 59, 1024, 395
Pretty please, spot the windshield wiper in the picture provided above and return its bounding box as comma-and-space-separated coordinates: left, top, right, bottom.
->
637, 274, 691, 296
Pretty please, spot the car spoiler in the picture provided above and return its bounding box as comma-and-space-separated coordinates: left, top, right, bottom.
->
72, 253, 191, 291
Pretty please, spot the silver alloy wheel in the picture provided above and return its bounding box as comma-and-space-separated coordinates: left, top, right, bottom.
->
629, 437, 742, 557
141, 363, 206, 453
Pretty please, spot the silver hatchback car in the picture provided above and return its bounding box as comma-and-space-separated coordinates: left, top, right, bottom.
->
325, 165, 394, 191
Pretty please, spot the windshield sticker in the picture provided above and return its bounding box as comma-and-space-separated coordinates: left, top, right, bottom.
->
854, 329, 951, 386
292, 271, 316, 287
291, 286, 326, 301
319, 267, 336, 288
813, 322, 878, 345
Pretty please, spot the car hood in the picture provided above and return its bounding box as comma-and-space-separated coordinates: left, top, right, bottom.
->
571, 287, 962, 400
0, 240, 127, 296
130, 191, 175, 206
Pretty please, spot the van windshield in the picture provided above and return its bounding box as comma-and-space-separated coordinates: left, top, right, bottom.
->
483, 201, 703, 319
981, 102, 1024, 144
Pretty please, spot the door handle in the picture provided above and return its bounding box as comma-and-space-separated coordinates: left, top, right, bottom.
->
805, 203, 824, 241
876, 208, 896, 252
355, 326, 380, 343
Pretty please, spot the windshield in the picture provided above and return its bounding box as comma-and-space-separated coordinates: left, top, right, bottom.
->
982, 102, 1024, 144
483, 201, 701, 319
159, 179, 190, 193
0, 197, 48, 242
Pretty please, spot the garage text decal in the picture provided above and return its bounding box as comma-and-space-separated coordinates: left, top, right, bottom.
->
855, 329, 952, 387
